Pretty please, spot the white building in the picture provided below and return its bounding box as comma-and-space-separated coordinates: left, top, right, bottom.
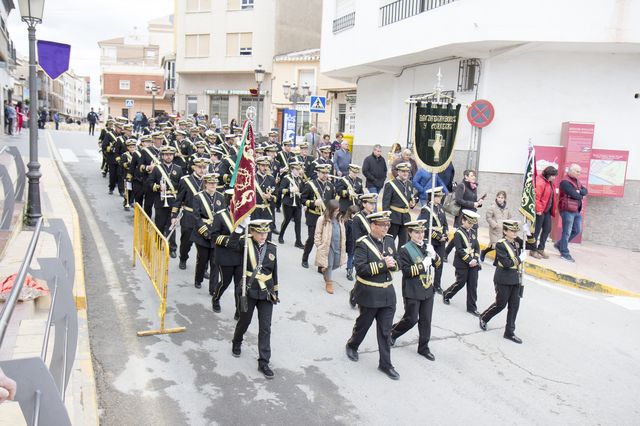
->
321, 0, 640, 249
174, 0, 322, 134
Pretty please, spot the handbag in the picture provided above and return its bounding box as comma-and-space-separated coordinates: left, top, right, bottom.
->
442, 184, 464, 217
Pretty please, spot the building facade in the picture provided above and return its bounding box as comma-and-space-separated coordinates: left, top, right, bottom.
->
0, 0, 17, 124
174, 0, 322, 134
98, 17, 173, 119
321, 0, 640, 249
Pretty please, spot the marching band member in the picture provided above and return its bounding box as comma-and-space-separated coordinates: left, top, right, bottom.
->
382, 162, 416, 251
418, 186, 448, 294
300, 164, 335, 269
252, 156, 277, 238
335, 164, 364, 213
277, 160, 304, 247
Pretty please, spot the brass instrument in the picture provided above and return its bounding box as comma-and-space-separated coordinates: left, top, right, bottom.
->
289, 178, 300, 207
160, 176, 174, 208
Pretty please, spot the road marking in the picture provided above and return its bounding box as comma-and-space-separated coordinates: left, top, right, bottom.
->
58, 148, 79, 163
525, 276, 598, 300
84, 149, 102, 163
605, 296, 640, 311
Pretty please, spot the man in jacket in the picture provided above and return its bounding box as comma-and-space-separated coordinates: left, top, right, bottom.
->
333, 140, 352, 177
554, 163, 588, 262
362, 144, 387, 194
413, 168, 448, 207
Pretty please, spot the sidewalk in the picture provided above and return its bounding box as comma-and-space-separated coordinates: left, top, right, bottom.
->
0, 131, 98, 424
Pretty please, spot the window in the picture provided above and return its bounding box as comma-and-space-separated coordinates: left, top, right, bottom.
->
239, 96, 263, 121
298, 69, 316, 95
241, 0, 254, 9
185, 34, 210, 58
144, 49, 157, 59
210, 95, 229, 125
119, 80, 130, 90
457, 58, 480, 92
226, 32, 252, 56
338, 103, 346, 133
227, 0, 253, 10
187, 96, 198, 115
187, 0, 211, 12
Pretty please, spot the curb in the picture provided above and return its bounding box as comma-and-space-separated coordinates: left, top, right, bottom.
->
46, 132, 100, 425
445, 230, 640, 298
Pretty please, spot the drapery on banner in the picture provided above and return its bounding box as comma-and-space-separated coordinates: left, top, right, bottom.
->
37, 40, 71, 80
519, 144, 537, 227
413, 102, 462, 173
229, 120, 257, 228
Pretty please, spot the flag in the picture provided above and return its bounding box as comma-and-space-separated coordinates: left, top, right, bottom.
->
37, 41, 71, 80
519, 143, 537, 236
229, 120, 256, 228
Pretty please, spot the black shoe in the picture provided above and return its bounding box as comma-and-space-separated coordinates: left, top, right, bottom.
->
479, 317, 487, 331
442, 294, 450, 305
259, 364, 275, 379
234, 311, 240, 321
560, 254, 575, 263
389, 335, 396, 347
108, 190, 114, 195
211, 299, 221, 312
102, 172, 107, 178
119, 192, 125, 197
378, 366, 400, 380
553, 241, 561, 253
419, 350, 435, 361
170, 250, 177, 259
480, 252, 485, 262
179, 261, 186, 270
272, 229, 280, 235
295, 242, 304, 249
124, 205, 130, 211
194, 282, 202, 289
435, 287, 443, 295
203, 270, 210, 280
232, 343, 241, 357
345, 344, 359, 362
504, 334, 523, 344
301, 260, 309, 268
278, 237, 285, 244
346, 269, 354, 281
467, 310, 480, 317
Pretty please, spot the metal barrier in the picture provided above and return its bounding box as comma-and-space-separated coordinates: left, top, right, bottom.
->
0, 145, 26, 230
132, 203, 185, 337
0, 218, 78, 426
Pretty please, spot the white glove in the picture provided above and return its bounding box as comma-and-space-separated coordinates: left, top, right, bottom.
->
422, 258, 430, 271
518, 252, 525, 263
523, 221, 531, 236
426, 243, 436, 259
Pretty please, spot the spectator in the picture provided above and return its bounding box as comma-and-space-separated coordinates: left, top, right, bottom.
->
331, 132, 344, 154
333, 140, 352, 177
555, 163, 588, 262
15, 101, 24, 134
314, 200, 346, 294
391, 149, 418, 179
387, 143, 402, 164
413, 168, 448, 207
211, 113, 222, 130
480, 191, 513, 262
362, 144, 388, 194
445, 169, 485, 257
5, 103, 15, 135
3, 100, 8, 134
438, 163, 456, 193
230, 118, 238, 132
38, 109, 47, 129
133, 111, 143, 132
531, 166, 558, 259
192, 112, 199, 126
320, 133, 331, 148
53, 112, 60, 130
140, 112, 149, 130
303, 125, 320, 155
87, 107, 99, 135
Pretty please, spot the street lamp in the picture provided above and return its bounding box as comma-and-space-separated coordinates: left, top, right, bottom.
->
254, 65, 265, 133
146, 80, 159, 118
18, 0, 45, 226
282, 80, 310, 141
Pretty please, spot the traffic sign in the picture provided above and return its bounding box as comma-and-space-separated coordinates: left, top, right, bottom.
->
467, 99, 495, 128
309, 96, 326, 113
124, 99, 135, 108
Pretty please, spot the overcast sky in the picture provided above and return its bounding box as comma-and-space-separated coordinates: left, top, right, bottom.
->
8, 0, 173, 108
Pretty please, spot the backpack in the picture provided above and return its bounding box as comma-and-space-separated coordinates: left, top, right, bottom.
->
442, 183, 464, 217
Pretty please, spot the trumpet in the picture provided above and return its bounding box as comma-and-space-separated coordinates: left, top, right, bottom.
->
160, 177, 174, 208
289, 180, 299, 207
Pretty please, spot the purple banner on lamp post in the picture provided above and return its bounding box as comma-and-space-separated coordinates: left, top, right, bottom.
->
37, 40, 71, 80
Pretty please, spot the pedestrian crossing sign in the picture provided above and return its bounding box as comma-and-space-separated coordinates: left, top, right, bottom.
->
309, 96, 326, 113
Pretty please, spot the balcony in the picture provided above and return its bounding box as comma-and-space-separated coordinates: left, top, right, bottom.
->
333, 12, 355, 34
380, 0, 457, 27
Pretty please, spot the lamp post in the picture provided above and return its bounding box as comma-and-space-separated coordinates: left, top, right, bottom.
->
18, 0, 45, 226
282, 81, 310, 140
254, 65, 265, 134
146, 80, 159, 118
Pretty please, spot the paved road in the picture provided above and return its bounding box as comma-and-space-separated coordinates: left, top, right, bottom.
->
47, 130, 640, 425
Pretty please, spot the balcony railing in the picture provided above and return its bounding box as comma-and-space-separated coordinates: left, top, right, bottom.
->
380, 0, 457, 27
333, 12, 356, 33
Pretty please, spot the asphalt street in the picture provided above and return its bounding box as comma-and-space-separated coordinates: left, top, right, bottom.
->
46, 130, 640, 425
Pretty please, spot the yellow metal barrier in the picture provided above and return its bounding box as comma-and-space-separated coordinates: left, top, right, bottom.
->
132, 203, 186, 336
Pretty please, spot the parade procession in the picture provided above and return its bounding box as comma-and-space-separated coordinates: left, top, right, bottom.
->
1, 0, 639, 425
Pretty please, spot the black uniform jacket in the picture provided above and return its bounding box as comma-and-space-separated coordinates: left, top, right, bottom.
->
493, 237, 523, 286
353, 234, 398, 308
398, 241, 441, 301
148, 163, 183, 209
351, 212, 371, 243
335, 176, 363, 211
191, 191, 224, 248
229, 232, 279, 301
453, 227, 480, 270
172, 174, 204, 228
130, 150, 145, 183
382, 178, 414, 225
300, 178, 335, 226
417, 202, 449, 246
278, 174, 303, 207
253, 172, 277, 220
211, 208, 242, 266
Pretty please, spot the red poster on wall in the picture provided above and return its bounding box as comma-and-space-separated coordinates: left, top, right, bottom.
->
588, 149, 628, 197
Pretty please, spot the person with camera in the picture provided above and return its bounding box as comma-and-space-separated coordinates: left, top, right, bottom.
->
445, 170, 485, 258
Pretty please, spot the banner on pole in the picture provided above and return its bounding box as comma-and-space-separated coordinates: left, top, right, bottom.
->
229, 120, 257, 228
37, 40, 71, 80
413, 102, 461, 173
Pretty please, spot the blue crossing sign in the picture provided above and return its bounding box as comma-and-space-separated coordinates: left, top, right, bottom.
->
309, 96, 326, 113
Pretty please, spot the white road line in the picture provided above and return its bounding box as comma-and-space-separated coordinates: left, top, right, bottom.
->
84, 149, 102, 163
605, 296, 640, 311
58, 148, 79, 163
525, 275, 598, 300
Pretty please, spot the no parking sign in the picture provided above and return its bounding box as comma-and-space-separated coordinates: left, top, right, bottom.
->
467, 99, 495, 128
